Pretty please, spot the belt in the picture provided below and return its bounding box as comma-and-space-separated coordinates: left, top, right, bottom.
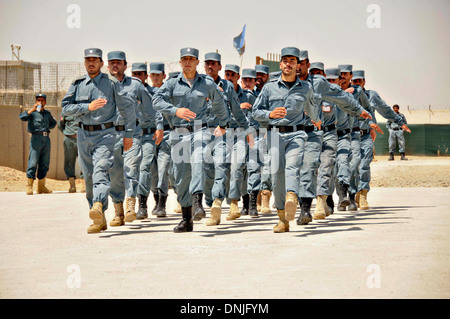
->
268, 124, 305, 133
337, 128, 351, 137
321, 123, 336, 133
115, 125, 125, 132
32, 131, 49, 136
79, 122, 114, 131
163, 124, 171, 131
174, 123, 207, 132
66, 134, 77, 138
392, 127, 400, 131
305, 125, 315, 133
143, 127, 156, 134
361, 129, 371, 135
351, 127, 360, 132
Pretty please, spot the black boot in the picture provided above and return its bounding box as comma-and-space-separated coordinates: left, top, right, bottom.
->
389, 152, 394, 161
192, 193, 206, 221
248, 191, 259, 218
151, 193, 159, 215
240, 194, 249, 215
137, 195, 148, 219
156, 195, 167, 217
338, 182, 350, 207
297, 197, 312, 225
173, 206, 193, 233
348, 193, 358, 211
400, 152, 407, 160
326, 195, 334, 215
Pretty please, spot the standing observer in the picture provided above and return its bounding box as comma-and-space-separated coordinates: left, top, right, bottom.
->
19, 93, 57, 195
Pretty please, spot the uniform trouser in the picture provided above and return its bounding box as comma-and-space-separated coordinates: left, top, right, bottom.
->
267, 129, 307, 210
137, 131, 158, 198
299, 130, 323, 199
388, 129, 406, 153
260, 135, 272, 191
77, 126, 115, 211
359, 132, 374, 192
228, 129, 248, 200
203, 129, 231, 207
63, 135, 78, 179
247, 133, 264, 193
317, 130, 337, 196
149, 130, 171, 197
349, 131, 361, 195
169, 127, 208, 208
335, 133, 352, 186
110, 132, 142, 203
27, 134, 51, 180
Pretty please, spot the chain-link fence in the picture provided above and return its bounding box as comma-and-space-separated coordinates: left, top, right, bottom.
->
0, 60, 183, 107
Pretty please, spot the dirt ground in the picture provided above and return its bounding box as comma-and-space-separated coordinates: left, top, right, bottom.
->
2, 155, 448, 192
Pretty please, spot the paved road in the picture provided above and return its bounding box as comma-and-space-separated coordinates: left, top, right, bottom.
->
1, 187, 449, 299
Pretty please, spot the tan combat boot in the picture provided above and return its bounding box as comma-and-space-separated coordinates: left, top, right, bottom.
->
285, 191, 298, 221
226, 199, 241, 220
79, 179, 86, 193
355, 191, 361, 207
313, 195, 327, 220
110, 202, 125, 226
26, 178, 34, 195
273, 209, 289, 233
174, 202, 182, 213
68, 177, 76, 193
124, 197, 137, 222
206, 198, 222, 226
87, 202, 107, 233
359, 189, 370, 210
37, 178, 52, 194
260, 190, 272, 214
256, 191, 262, 212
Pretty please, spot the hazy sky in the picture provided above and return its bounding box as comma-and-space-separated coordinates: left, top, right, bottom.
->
1, 0, 449, 108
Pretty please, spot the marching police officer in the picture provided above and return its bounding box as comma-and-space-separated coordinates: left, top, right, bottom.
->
61, 48, 136, 234
153, 47, 229, 233
387, 104, 408, 160
20, 93, 57, 195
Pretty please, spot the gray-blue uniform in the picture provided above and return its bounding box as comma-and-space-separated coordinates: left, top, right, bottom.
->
108, 52, 163, 209
338, 65, 376, 199
19, 93, 57, 180
387, 110, 407, 154
352, 70, 405, 193
61, 48, 136, 212
152, 47, 229, 232
203, 56, 247, 210
252, 47, 320, 211
58, 114, 80, 179
222, 64, 251, 203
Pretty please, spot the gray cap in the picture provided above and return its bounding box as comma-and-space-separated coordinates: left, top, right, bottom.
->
242, 68, 256, 79
338, 64, 353, 73
107, 51, 126, 61
310, 62, 324, 71
269, 71, 282, 81
204, 52, 221, 63
352, 70, 365, 80
84, 48, 102, 58
180, 47, 199, 59
325, 68, 340, 79
131, 62, 147, 72
35, 93, 47, 100
225, 64, 240, 74
255, 65, 269, 74
149, 62, 165, 74
299, 50, 309, 61
281, 47, 300, 59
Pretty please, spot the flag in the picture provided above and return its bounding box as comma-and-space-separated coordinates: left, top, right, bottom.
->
233, 24, 246, 56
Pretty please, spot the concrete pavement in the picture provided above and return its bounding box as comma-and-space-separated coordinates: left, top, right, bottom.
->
0, 187, 449, 298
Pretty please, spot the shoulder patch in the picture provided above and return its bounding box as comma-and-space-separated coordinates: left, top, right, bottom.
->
71, 74, 86, 85
103, 73, 118, 83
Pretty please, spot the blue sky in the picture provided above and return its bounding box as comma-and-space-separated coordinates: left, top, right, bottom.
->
0, 0, 449, 108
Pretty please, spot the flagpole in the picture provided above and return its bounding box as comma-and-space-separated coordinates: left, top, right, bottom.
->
240, 54, 243, 74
